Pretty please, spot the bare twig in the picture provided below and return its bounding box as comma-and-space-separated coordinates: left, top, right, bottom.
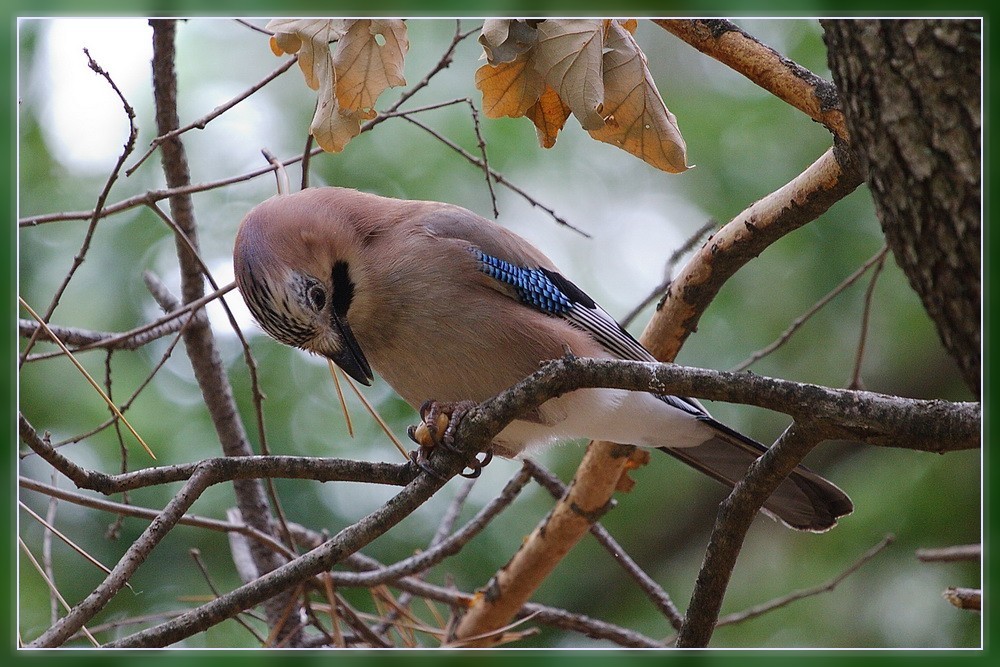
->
19, 297, 155, 459
262, 148, 290, 196
19, 476, 295, 557
20, 501, 123, 584
126, 55, 298, 176
401, 113, 589, 236
620, 219, 717, 328
916, 544, 981, 563
43, 472, 59, 626
18, 538, 100, 647
732, 245, 890, 372
330, 466, 532, 588
19, 282, 234, 363
713, 533, 895, 629
523, 459, 684, 630
189, 549, 269, 644
19, 48, 139, 366
849, 247, 889, 389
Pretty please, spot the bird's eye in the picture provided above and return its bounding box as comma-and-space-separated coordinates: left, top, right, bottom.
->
307, 284, 327, 312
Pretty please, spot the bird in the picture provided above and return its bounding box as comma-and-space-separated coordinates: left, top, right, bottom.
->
233, 186, 853, 532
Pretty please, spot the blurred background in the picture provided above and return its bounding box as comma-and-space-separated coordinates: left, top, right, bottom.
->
16, 17, 979, 648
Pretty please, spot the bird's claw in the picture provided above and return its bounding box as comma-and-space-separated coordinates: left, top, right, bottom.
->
407, 400, 490, 478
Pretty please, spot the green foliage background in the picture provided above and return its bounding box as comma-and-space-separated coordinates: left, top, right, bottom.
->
14, 13, 980, 655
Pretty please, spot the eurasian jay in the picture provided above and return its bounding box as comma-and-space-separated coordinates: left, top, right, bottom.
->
233, 187, 852, 532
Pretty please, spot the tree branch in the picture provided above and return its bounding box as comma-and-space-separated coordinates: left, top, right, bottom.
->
676, 423, 822, 647
103, 445, 472, 648
653, 19, 849, 142
149, 19, 297, 642
646, 145, 863, 363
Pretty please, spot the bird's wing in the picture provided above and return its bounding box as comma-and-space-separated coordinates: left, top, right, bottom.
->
465, 245, 709, 418
420, 207, 707, 416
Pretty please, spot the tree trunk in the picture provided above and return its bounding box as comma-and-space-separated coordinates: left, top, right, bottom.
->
822, 19, 981, 397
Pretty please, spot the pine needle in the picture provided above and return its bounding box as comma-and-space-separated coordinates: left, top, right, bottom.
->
340, 371, 410, 459
327, 359, 354, 437
19, 297, 156, 460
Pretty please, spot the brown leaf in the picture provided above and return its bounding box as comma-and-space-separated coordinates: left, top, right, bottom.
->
588, 20, 689, 172
266, 19, 350, 90
479, 19, 539, 64
333, 19, 408, 112
525, 85, 572, 148
475, 57, 545, 119
310, 66, 377, 153
531, 19, 606, 130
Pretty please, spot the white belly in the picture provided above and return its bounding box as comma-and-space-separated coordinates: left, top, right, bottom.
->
493, 387, 715, 456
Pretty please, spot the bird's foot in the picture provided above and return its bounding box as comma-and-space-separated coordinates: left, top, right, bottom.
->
406, 400, 491, 479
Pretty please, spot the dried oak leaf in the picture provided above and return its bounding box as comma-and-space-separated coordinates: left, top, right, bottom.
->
333, 19, 409, 112
475, 56, 545, 119
525, 84, 572, 148
266, 18, 351, 90
312, 66, 377, 153
531, 19, 607, 131
589, 20, 689, 173
479, 19, 539, 64
265, 18, 408, 153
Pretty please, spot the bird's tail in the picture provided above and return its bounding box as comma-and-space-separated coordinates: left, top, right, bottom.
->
657, 418, 853, 532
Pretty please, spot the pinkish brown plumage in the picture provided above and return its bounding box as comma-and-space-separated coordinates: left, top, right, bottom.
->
234, 187, 852, 531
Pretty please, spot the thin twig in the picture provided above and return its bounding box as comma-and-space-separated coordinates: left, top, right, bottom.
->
43, 472, 59, 626
19, 297, 156, 459
18, 538, 100, 647
262, 148, 290, 196
20, 500, 125, 586
849, 247, 889, 389
104, 349, 129, 540
190, 548, 270, 644
620, 219, 717, 328
732, 245, 890, 372
126, 55, 298, 176
523, 459, 684, 630
713, 533, 895, 629
19, 282, 235, 363
401, 113, 588, 236
19, 48, 138, 366
331, 467, 532, 587
19, 476, 295, 558
916, 544, 981, 562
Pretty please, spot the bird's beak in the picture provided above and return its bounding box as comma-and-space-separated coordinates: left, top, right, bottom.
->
328, 311, 374, 386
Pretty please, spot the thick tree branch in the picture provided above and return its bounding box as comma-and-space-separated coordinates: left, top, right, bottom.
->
646, 146, 863, 362
654, 19, 849, 141
149, 19, 298, 643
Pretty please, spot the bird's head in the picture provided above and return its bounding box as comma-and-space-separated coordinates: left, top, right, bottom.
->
233, 192, 374, 385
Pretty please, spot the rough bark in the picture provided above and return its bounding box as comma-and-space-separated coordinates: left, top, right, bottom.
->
822, 19, 981, 396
